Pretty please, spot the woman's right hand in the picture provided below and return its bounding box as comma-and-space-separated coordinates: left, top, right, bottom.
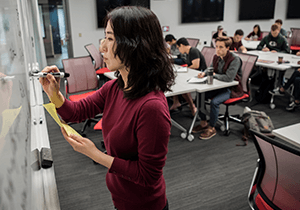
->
39, 65, 65, 108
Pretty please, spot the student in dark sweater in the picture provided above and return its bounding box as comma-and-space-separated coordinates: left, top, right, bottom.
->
169, 37, 207, 115
39, 6, 175, 210
229, 29, 247, 53
256, 24, 289, 53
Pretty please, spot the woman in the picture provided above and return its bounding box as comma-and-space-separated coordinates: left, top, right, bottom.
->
40, 6, 175, 210
245, 24, 262, 41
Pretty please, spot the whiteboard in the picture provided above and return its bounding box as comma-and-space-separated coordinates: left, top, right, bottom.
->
0, 0, 60, 209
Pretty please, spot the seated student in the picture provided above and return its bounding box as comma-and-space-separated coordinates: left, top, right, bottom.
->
257, 24, 289, 90
275, 19, 288, 38
192, 37, 243, 140
272, 51, 300, 111
245, 24, 263, 41
212, 25, 227, 39
229, 29, 247, 53
169, 37, 207, 115
165, 34, 187, 65
256, 24, 289, 53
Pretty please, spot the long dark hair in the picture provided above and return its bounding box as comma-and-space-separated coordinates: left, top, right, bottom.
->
254, 24, 261, 37
104, 6, 175, 99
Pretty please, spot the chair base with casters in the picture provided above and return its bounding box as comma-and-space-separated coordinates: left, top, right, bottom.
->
218, 93, 250, 135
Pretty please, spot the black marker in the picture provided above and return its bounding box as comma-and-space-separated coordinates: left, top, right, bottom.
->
30, 72, 70, 78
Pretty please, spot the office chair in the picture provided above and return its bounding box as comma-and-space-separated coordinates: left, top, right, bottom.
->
201, 46, 215, 67
211, 31, 228, 48
186, 38, 200, 48
62, 56, 100, 135
218, 53, 258, 135
84, 43, 110, 86
290, 28, 300, 52
248, 129, 300, 210
261, 31, 269, 39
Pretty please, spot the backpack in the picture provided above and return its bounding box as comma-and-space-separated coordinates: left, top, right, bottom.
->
254, 73, 274, 104
239, 107, 275, 146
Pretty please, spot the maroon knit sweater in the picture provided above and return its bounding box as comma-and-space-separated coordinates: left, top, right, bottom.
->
57, 80, 171, 210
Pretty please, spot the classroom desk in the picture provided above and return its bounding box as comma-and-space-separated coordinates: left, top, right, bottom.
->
247, 50, 300, 71
272, 123, 300, 148
242, 39, 260, 50
246, 50, 300, 109
104, 66, 238, 141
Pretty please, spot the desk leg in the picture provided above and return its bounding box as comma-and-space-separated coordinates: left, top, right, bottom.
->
171, 118, 188, 139
186, 92, 202, 141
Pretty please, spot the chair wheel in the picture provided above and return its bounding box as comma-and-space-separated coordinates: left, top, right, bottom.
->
180, 132, 187, 139
187, 134, 194, 142
270, 103, 275, 109
224, 130, 230, 136
220, 125, 225, 132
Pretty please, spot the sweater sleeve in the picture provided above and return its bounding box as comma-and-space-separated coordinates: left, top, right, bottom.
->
57, 80, 113, 123
246, 32, 252, 38
256, 37, 267, 50
109, 99, 171, 187
214, 56, 241, 82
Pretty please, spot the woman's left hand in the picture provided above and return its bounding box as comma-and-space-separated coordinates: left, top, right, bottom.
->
61, 127, 98, 159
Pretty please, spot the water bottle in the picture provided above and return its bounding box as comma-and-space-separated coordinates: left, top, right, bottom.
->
207, 67, 214, 85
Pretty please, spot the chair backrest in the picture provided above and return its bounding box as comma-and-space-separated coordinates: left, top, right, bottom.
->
84, 44, 102, 70
62, 56, 98, 94
261, 31, 269, 39
290, 28, 300, 46
251, 130, 300, 210
201, 46, 215, 68
186, 38, 199, 48
211, 31, 228, 37
235, 53, 258, 93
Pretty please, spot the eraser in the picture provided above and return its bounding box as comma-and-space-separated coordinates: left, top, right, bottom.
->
41, 147, 53, 169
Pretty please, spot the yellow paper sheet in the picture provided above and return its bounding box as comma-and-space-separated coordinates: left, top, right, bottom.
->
43, 103, 81, 137
0, 106, 22, 138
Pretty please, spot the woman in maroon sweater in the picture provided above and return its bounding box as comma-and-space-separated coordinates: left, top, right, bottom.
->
39, 6, 175, 210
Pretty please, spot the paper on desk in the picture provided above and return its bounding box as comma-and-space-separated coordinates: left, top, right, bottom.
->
188, 76, 207, 84
174, 65, 188, 73
43, 103, 81, 137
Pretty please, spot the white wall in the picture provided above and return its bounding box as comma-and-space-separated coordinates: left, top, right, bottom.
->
68, 0, 104, 57
68, 0, 300, 57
